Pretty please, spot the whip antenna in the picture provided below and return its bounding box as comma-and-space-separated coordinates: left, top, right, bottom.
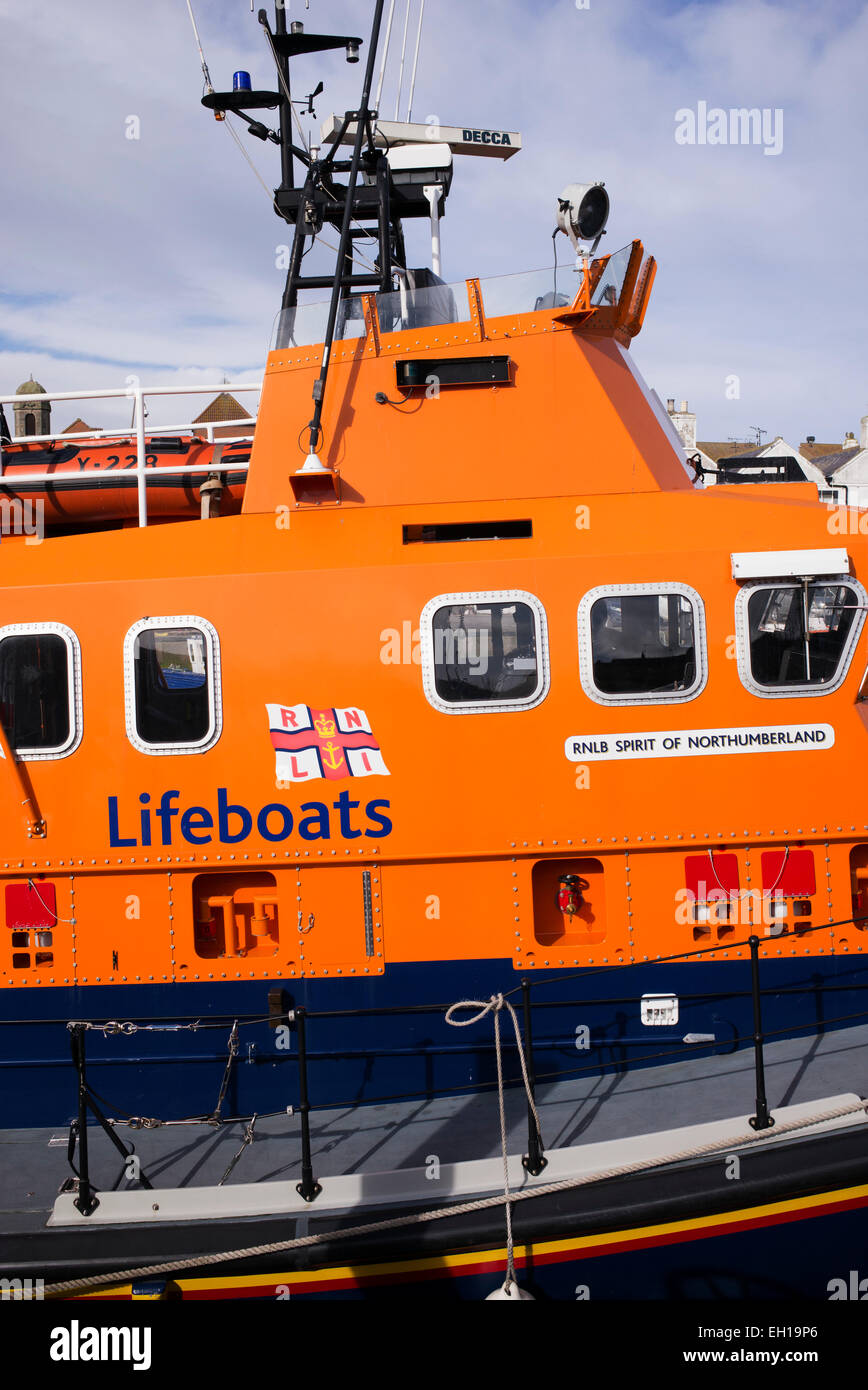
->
186, 0, 224, 119
394, 0, 411, 120
406, 0, 425, 122
375, 0, 396, 112
186, 0, 214, 91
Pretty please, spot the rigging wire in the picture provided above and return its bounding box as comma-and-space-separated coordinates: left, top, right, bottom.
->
406, 0, 426, 122
224, 113, 281, 210
182, 4, 377, 272
255, 10, 398, 272
68, 996, 868, 1132
257, 17, 312, 154
183, 3, 403, 314
224, 114, 379, 278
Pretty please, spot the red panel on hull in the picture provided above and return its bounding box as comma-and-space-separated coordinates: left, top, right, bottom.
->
5, 880, 56, 929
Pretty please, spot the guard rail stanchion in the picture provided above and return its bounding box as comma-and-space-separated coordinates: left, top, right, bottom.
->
69, 1023, 99, 1217
294, 1008, 322, 1202
748, 935, 775, 1131
520, 979, 547, 1176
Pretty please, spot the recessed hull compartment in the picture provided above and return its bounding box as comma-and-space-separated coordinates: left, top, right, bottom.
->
532, 857, 606, 946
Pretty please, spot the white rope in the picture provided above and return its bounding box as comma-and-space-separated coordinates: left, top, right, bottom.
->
374, 0, 397, 112
42, 1094, 867, 1298
445, 994, 542, 1294
406, 0, 426, 122
394, 0, 412, 120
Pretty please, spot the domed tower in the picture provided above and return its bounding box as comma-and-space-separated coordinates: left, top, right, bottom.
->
13, 376, 50, 438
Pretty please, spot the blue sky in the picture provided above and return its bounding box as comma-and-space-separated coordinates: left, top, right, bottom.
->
1, 0, 866, 444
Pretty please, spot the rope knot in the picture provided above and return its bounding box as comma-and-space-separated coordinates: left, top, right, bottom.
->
444, 995, 503, 1028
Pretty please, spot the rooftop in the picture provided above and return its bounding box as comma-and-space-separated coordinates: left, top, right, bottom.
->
799, 441, 841, 463
810, 448, 866, 478
15, 376, 46, 396
193, 392, 252, 425
697, 440, 771, 464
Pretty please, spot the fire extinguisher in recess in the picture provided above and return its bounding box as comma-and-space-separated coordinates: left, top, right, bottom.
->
556, 874, 584, 920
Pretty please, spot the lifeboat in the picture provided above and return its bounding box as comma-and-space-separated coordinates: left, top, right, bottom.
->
0, 434, 250, 525
5, 0, 868, 1327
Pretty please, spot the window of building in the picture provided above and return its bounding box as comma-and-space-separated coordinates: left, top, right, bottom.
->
578, 584, 707, 705
0, 624, 81, 758
124, 616, 221, 753
735, 579, 866, 695
420, 591, 549, 713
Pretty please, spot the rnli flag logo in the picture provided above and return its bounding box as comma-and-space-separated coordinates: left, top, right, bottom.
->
267, 704, 390, 783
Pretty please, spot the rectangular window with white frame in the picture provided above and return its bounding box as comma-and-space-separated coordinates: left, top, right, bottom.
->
124, 616, 222, 753
735, 579, 866, 696
420, 591, 549, 714
578, 583, 707, 706
0, 623, 82, 758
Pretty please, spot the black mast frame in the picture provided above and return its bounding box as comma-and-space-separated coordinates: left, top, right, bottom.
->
202, 1, 421, 460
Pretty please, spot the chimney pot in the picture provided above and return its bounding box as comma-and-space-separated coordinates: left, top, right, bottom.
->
667, 398, 675, 413
680, 400, 688, 413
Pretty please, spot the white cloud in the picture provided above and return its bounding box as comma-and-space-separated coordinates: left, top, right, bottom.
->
1, 0, 866, 442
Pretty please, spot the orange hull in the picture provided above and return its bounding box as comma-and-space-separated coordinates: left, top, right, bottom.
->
0, 259, 865, 985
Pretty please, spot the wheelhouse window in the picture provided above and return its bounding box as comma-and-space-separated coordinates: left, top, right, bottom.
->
0, 625, 81, 757
736, 580, 866, 695
125, 617, 221, 753
578, 584, 706, 705
420, 591, 549, 713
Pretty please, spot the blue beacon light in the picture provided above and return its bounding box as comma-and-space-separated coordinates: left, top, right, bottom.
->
233, 70, 252, 92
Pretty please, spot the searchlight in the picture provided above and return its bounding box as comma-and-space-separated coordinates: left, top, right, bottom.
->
556, 182, 609, 257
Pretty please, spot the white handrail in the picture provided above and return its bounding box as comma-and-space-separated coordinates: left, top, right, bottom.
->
4, 422, 255, 446
134, 387, 147, 527
0, 460, 250, 487
1, 381, 262, 527
0, 382, 262, 404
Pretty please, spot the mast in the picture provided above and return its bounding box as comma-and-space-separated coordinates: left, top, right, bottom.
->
273, 1, 294, 194
304, 0, 387, 464
199, 3, 512, 476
